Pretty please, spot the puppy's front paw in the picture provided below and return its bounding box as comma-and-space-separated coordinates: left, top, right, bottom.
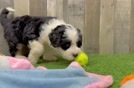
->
28, 55, 38, 65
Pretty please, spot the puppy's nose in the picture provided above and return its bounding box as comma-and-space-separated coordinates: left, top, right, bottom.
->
73, 53, 78, 58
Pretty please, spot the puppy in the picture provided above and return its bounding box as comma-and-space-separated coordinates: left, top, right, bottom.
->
0, 7, 82, 64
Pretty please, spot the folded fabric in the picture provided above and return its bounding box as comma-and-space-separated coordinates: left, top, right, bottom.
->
0, 56, 34, 69
0, 56, 113, 88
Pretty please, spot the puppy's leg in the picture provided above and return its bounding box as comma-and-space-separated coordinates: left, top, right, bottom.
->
15, 44, 29, 58
28, 40, 44, 64
15, 44, 24, 58
8, 42, 17, 57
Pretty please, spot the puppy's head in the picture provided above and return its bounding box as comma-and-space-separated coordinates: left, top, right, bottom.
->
49, 25, 82, 60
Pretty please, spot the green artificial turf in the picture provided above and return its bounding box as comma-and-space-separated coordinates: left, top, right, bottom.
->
37, 54, 134, 88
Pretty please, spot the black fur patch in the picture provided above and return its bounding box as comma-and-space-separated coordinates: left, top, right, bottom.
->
76, 28, 82, 48
0, 11, 56, 56
11, 15, 55, 44
49, 25, 71, 50
0, 8, 9, 18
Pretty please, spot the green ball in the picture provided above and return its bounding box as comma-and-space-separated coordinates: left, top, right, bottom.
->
75, 52, 89, 66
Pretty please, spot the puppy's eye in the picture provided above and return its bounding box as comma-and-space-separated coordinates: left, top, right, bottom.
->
77, 40, 82, 48
61, 42, 71, 50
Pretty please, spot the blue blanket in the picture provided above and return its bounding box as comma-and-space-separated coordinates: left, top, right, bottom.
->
0, 67, 113, 88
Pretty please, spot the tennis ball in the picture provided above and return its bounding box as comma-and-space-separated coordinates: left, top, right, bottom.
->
75, 52, 89, 66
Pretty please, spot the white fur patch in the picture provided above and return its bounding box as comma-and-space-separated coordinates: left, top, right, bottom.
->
59, 45, 81, 60
66, 25, 79, 44
6, 7, 15, 12
28, 40, 44, 64
39, 19, 66, 44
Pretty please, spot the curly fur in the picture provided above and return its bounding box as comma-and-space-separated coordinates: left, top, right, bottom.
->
0, 7, 82, 64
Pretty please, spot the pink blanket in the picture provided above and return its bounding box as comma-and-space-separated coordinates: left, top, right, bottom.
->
0, 56, 113, 88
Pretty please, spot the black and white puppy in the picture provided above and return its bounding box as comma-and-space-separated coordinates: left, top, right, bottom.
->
0, 7, 82, 64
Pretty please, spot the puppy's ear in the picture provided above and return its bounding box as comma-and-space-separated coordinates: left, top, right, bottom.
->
77, 28, 81, 33
49, 25, 66, 47
77, 28, 82, 38
76, 28, 82, 47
